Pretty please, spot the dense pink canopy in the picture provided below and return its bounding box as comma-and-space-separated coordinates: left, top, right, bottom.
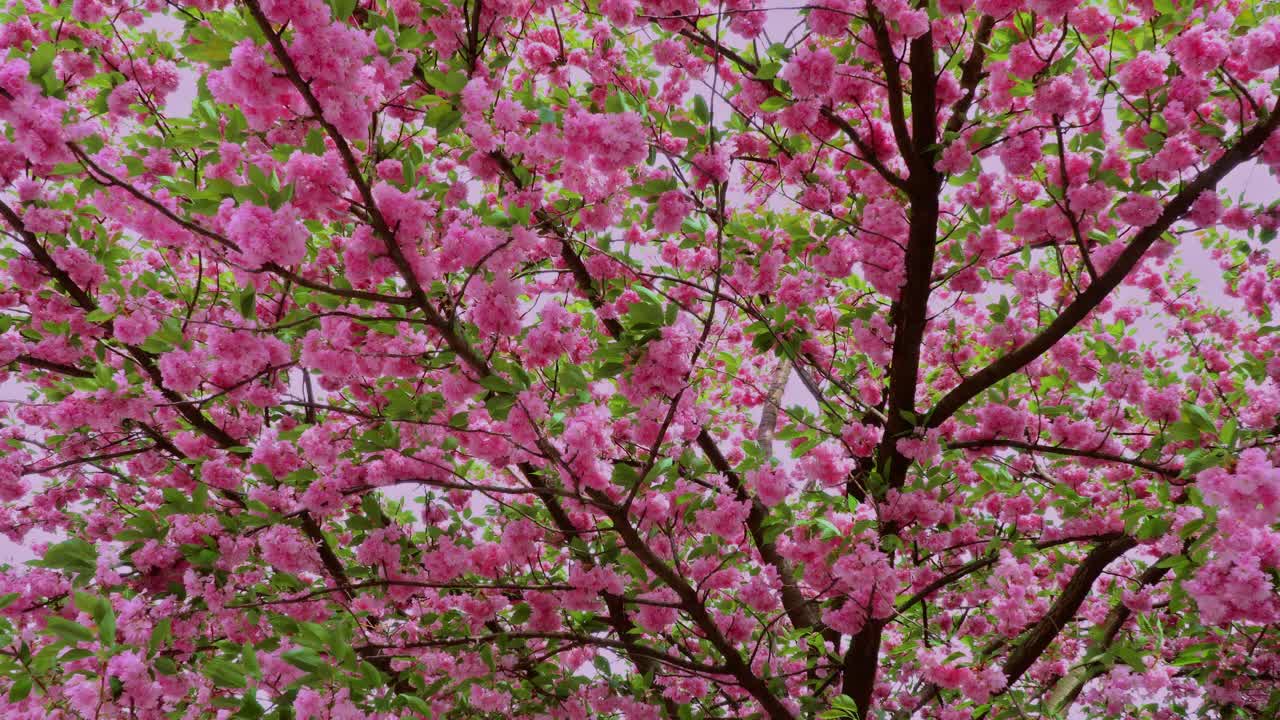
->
0, 0, 1277, 718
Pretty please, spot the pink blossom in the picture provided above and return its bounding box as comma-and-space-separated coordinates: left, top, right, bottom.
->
1244, 18, 1280, 71
747, 465, 791, 506
935, 141, 973, 174
208, 41, 303, 131
841, 422, 883, 457
654, 190, 693, 234
633, 589, 679, 632
808, 0, 854, 35
158, 349, 203, 392
113, 313, 159, 345
1188, 191, 1223, 227
896, 430, 942, 466
1115, 194, 1162, 227
600, 0, 636, 25
0, 458, 27, 502
782, 47, 837, 99
996, 127, 1043, 176
1169, 26, 1229, 76
974, 404, 1027, 439
691, 147, 731, 186
1031, 75, 1083, 118
799, 441, 854, 486
226, 203, 309, 267
1140, 386, 1181, 424
975, 0, 1023, 17
1199, 448, 1280, 528
1116, 52, 1169, 96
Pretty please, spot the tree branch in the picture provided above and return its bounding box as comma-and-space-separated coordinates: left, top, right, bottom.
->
949, 438, 1179, 478
928, 101, 1280, 429
999, 536, 1138, 688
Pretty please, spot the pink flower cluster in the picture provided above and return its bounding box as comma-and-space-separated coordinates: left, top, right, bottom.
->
1188, 449, 1280, 625
224, 202, 309, 267
919, 646, 1008, 704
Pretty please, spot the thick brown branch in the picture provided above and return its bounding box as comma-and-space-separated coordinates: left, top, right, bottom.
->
13, 354, 92, 378
895, 532, 1128, 614
929, 102, 1280, 429
943, 16, 996, 138
868, 12, 914, 163
847, 28, 943, 714
1045, 557, 1173, 713
1000, 536, 1137, 687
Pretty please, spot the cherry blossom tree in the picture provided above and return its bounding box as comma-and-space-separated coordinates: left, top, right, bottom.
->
0, 0, 1278, 717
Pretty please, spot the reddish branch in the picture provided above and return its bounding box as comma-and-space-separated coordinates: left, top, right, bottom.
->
999, 536, 1138, 686
949, 438, 1180, 478
928, 101, 1280, 429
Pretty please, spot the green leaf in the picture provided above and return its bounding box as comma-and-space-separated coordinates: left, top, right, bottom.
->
73, 591, 101, 615
669, 120, 700, 138
755, 62, 782, 80
629, 178, 678, 198
558, 363, 589, 393
236, 287, 256, 319
31, 643, 62, 674
1137, 516, 1170, 540
987, 295, 1011, 323
508, 602, 531, 625
400, 694, 433, 716
692, 94, 710, 123
234, 691, 265, 719
605, 92, 629, 114
970, 125, 1005, 147
245, 164, 271, 193
1167, 421, 1201, 443
398, 27, 425, 50
37, 538, 98, 577
759, 96, 789, 112
426, 106, 462, 134
281, 647, 324, 672
1009, 80, 1034, 97
1181, 404, 1216, 435
627, 297, 664, 328
424, 70, 468, 94
375, 27, 394, 56
485, 392, 515, 420
477, 374, 518, 394
28, 43, 57, 81
98, 604, 116, 646
242, 644, 261, 678
1171, 643, 1218, 666
204, 659, 247, 689
618, 553, 647, 581
304, 129, 326, 155
1220, 417, 1238, 448
140, 337, 173, 354
45, 616, 95, 643
7, 676, 31, 703
150, 618, 172, 653
331, 0, 357, 20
